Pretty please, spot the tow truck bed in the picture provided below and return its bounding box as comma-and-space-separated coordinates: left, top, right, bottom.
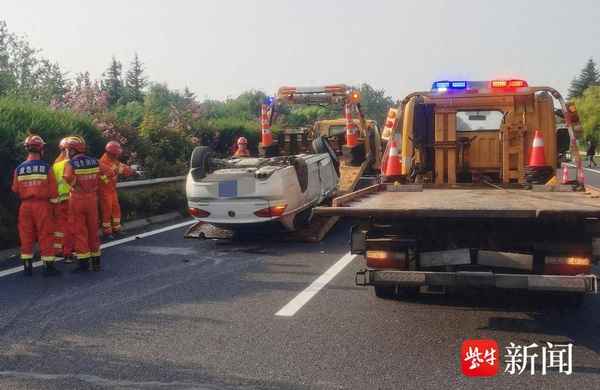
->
314, 184, 600, 219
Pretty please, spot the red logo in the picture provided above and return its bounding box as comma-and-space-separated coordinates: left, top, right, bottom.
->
461, 339, 499, 377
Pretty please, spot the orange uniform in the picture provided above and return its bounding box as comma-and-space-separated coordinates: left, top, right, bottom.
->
99, 153, 134, 235
12, 155, 58, 263
64, 154, 107, 260
52, 152, 73, 257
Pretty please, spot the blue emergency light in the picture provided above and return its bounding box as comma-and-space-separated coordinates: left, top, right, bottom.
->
432, 80, 468, 91
264, 96, 275, 106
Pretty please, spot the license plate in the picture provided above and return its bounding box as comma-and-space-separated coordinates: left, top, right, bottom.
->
218, 180, 237, 197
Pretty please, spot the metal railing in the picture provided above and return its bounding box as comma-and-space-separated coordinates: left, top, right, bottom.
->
116, 175, 186, 189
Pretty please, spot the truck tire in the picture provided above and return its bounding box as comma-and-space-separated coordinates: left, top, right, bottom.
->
374, 285, 397, 299
190, 146, 213, 181
312, 136, 340, 174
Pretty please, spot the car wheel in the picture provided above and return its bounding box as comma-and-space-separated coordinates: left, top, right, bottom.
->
190, 146, 213, 181
312, 136, 340, 174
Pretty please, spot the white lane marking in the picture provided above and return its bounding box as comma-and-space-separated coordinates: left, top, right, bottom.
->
565, 163, 600, 174
0, 220, 196, 278
275, 252, 356, 317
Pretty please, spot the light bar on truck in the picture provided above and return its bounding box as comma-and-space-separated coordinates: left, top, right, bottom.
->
491, 79, 528, 88
431, 80, 468, 91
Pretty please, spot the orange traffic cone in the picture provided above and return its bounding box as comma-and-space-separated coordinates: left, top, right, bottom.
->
561, 163, 569, 184
260, 104, 273, 147
344, 103, 358, 147
529, 130, 546, 167
384, 140, 402, 178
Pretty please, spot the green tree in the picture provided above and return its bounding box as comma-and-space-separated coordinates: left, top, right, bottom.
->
358, 83, 395, 126
125, 53, 146, 103
574, 86, 600, 142
102, 56, 124, 105
568, 58, 599, 99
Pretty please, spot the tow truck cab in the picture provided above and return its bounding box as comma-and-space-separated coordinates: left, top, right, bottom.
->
315, 79, 598, 301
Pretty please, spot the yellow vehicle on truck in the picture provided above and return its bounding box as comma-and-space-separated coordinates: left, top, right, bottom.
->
315, 78, 599, 303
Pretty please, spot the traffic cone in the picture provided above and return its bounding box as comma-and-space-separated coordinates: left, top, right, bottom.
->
561, 163, 569, 184
528, 130, 546, 167
344, 103, 358, 147
384, 140, 402, 178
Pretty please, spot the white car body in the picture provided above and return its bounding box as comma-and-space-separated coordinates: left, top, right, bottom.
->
186, 153, 338, 231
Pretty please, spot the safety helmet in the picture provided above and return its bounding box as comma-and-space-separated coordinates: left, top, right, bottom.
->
105, 141, 123, 157
24, 135, 46, 153
237, 137, 248, 145
58, 137, 71, 150
66, 136, 86, 154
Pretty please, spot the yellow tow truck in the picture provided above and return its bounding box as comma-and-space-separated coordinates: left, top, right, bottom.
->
316, 78, 598, 303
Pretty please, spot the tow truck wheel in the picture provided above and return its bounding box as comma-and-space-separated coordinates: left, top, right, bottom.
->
373, 285, 397, 299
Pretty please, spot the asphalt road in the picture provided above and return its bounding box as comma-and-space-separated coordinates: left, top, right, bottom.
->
3, 171, 600, 389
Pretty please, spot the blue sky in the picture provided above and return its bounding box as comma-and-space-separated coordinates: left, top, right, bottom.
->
3, 0, 599, 99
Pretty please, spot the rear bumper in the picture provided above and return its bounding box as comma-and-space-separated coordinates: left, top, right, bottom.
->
356, 269, 598, 294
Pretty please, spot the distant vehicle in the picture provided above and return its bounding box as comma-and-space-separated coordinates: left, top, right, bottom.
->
186, 137, 339, 231
317, 79, 598, 304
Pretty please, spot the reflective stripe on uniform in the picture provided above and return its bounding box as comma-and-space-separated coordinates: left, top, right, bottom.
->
41, 256, 55, 262
91, 251, 101, 257
17, 174, 48, 181
113, 218, 121, 223
74, 167, 100, 175
21, 254, 33, 260
54, 232, 65, 238
102, 223, 112, 228
76, 252, 91, 259
53, 243, 63, 249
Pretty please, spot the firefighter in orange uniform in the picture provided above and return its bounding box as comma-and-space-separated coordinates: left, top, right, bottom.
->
52, 137, 74, 261
63, 136, 108, 272
11, 134, 60, 276
99, 141, 136, 239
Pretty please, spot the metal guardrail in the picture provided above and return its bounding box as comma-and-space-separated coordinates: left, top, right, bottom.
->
116, 175, 186, 189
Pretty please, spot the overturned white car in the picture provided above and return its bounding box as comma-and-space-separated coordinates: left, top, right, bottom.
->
186, 137, 339, 231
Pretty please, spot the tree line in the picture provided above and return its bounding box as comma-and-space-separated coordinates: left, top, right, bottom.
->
568, 58, 600, 142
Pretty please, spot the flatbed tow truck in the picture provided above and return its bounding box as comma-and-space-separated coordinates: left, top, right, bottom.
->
186, 84, 382, 242
315, 79, 599, 301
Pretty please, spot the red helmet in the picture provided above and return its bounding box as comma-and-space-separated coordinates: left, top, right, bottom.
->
66, 136, 86, 154
24, 135, 46, 153
237, 137, 248, 145
105, 141, 123, 157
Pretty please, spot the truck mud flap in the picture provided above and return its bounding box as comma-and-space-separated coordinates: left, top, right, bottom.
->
359, 269, 599, 294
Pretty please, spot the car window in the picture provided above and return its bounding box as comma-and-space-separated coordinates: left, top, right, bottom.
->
456, 111, 504, 131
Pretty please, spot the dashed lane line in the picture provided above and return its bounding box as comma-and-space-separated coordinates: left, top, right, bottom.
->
275, 252, 357, 317
0, 220, 196, 278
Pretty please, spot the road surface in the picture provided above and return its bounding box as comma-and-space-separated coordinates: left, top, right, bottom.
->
3, 173, 600, 389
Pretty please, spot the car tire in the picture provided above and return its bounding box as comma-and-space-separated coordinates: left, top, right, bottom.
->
312, 136, 340, 174
190, 146, 213, 181
374, 285, 397, 299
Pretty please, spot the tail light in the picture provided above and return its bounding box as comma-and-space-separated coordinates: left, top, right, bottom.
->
544, 256, 591, 275
254, 204, 287, 218
188, 208, 210, 218
366, 250, 407, 269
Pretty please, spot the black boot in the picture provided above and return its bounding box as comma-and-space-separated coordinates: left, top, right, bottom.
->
43, 261, 61, 277
23, 260, 33, 276
91, 256, 101, 272
71, 259, 90, 273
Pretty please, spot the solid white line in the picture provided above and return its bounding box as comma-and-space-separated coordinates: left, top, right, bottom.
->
275, 252, 357, 317
0, 219, 196, 278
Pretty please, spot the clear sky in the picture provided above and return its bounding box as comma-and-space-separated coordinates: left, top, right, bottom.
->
3, 0, 600, 100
